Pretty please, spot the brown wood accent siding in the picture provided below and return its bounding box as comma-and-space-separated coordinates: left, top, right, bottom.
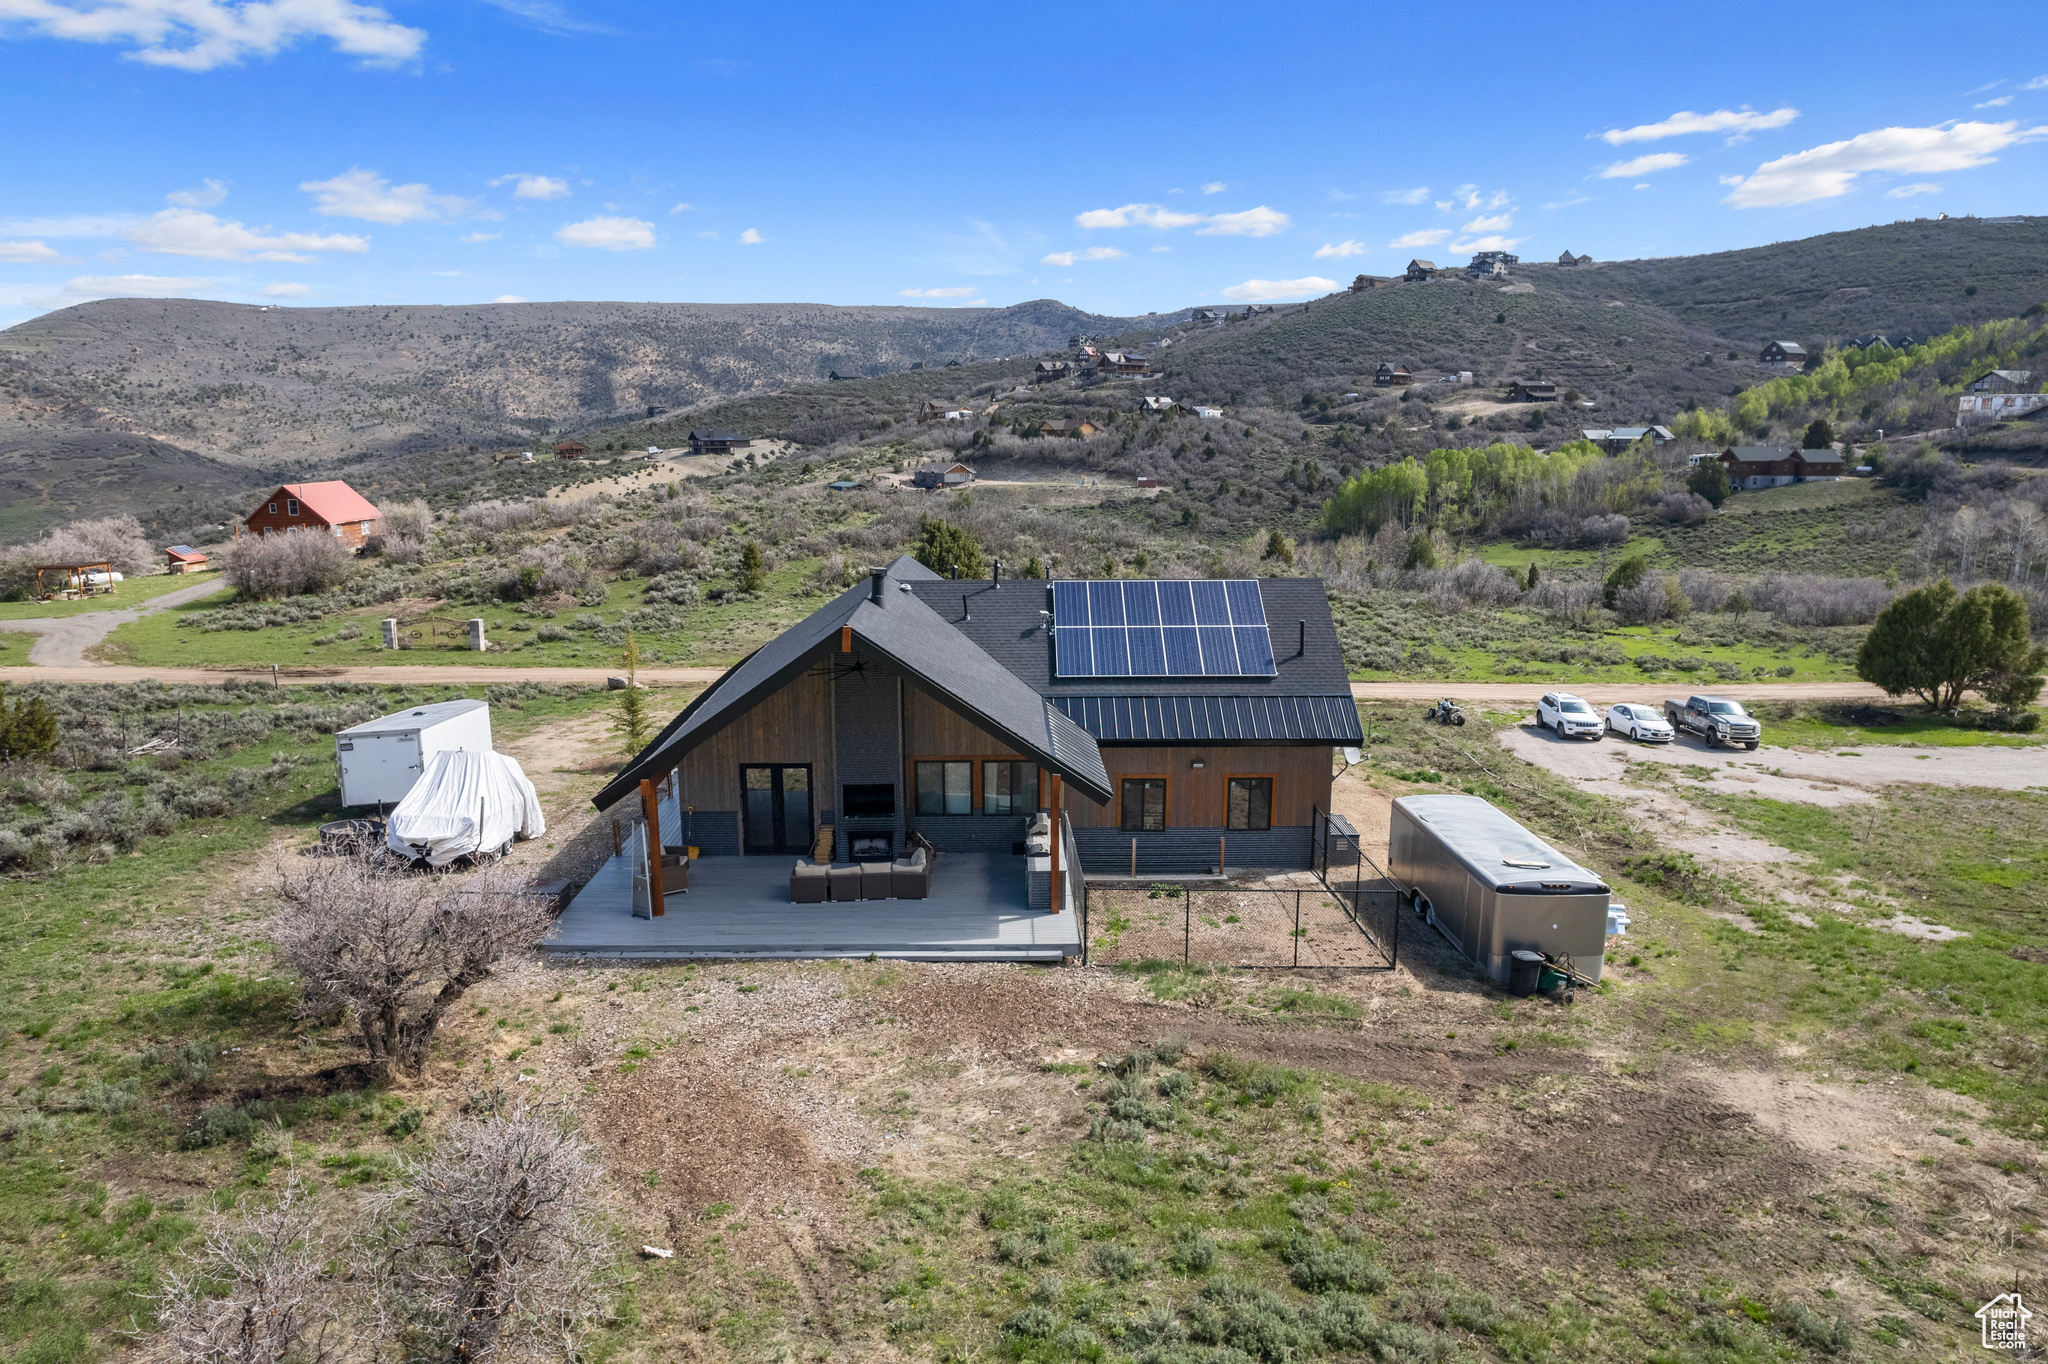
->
242, 506, 372, 546
902, 686, 1023, 759
1067, 746, 1330, 828
661, 665, 835, 809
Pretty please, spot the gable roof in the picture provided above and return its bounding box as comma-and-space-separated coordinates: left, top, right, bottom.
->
1406, 259, 1437, 271
1796, 446, 1844, 464
165, 545, 205, 561
1722, 445, 1796, 464
594, 556, 1111, 811
1767, 340, 1808, 355
689, 429, 748, 442
269, 481, 380, 525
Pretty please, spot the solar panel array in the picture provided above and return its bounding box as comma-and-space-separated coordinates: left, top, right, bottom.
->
1052, 580, 1277, 678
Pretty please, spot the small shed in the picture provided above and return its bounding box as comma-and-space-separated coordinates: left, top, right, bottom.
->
165, 545, 208, 574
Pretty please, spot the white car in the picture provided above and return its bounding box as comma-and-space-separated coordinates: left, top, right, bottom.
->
1537, 692, 1603, 740
1605, 702, 1674, 743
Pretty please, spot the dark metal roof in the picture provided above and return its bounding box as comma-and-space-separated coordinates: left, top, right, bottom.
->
1050, 694, 1362, 745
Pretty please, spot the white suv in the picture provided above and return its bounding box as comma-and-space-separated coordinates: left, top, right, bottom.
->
1537, 692, 1603, 740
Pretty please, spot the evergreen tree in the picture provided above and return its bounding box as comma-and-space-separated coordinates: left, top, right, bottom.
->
1686, 460, 1730, 508
1857, 580, 2046, 711
1403, 531, 1438, 571
0, 688, 58, 762
910, 515, 986, 578
1021, 555, 1045, 579
611, 631, 653, 756
738, 540, 765, 593
1802, 418, 1835, 450
1522, 562, 1541, 592
1602, 552, 1649, 607
1261, 530, 1295, 565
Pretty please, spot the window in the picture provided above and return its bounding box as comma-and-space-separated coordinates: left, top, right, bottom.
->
285, 498, 300, 516
267, 502, 278, 514
982, 761, 1038, 816
915, 761, 972, 816
1120, 777, 1167, 832
1227, 777, 1273, 832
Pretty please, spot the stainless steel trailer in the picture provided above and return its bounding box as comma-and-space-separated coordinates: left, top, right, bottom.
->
334, 699, 493, 809
1387, 794, 1609, 983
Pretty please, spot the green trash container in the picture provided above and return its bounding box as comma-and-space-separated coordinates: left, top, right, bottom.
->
1508, 949, 1545, 998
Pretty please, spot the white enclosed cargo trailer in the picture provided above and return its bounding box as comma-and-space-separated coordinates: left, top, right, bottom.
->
334, 699, 493, 808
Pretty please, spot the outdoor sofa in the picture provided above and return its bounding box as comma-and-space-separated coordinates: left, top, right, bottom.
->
789, 845, 931, 902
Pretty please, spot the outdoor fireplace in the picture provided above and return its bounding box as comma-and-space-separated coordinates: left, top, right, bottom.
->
849, 832, 894, 862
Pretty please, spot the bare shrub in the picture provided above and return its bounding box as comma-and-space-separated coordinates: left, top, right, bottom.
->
268, 858, 552, 1080
1678, 569, 1732, 613
368, 1105, 615, 1364
1526, 577, 1603, 619
138, 1171, 352, 1364
378, 535, 429, 566
379, 499, 434, 542
1613, 577, 1673, 625
1655, 491, 1715, 524
219, 530, 356, 600
1409, 557, 1520, 609
1749, 574, 1893, 626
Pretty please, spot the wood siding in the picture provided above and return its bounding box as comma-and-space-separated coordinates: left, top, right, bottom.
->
242, 503, 373, 546
1066, 745, 1331, 829
661, 665, 836, 811
903, 686, 1024, 760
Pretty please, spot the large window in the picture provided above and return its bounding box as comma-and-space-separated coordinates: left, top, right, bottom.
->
982, 761, 1038, 816
1120, 777, 1167, 832
1226, 777, 1273, 832
914, 761, 972, 816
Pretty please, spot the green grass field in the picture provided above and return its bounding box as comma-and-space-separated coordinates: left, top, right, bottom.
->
1745, 701, 2048, 749
0, 571, 213, 621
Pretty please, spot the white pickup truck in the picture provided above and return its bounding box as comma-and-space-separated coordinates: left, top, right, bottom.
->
1663, 695, 1762, 749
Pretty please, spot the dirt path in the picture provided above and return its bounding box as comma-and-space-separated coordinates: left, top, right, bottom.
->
0, 576, 228, 665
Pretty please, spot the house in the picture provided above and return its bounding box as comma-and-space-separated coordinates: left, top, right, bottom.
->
1101, 351, 1151, 376
941, 408, 974, 422
689, 429, 752, 455
555, 440, 589, 460
1039, 420, 1100, 438
1135, 476, 1160, 488
164, 545, 208, 574
1373, 362, 1414, 387
1467, 259, 1508, 279
1845, 335, 1893, 351
912, 461, 976, 490
1505, 381, 1557, 402
1141, 396, 1176, 413
241, 481, 382, 547
916, 400, 948, 424
1759, 341, 1808, 366
1957, 391, 2048, 425
1558, 250, 1581, 266
1405, 260, 1438, 282
543, 558, 1364, 960
828, 369, 861, 381
1718, 446, 1844, 489
1193, 406, 1224, 419
1348, 275, 1390, 292
1034, 360, 1073, 384
1583, 425, 1675, 452
1191, 308, 1228, 323
1966, 369, 2035, 393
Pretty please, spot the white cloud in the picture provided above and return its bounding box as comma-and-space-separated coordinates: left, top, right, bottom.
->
0, 239, 64, 262
494, 294, 526, 303
1976, 96, 2013, 108
1150, 245, 1170, 252
165, 178, 228, 207
262, 282, 309, 297
0, 0, 427, 70
554, 215, 655, 249
475, 0, 617, 36
491, 173, 570, 200
1313, 240, 1367, 259
1201, 181, 1227, 194
1040, 247, 1127, 266
1220, 276, 1337, 302
2027, 75, 2048, 91
302, 168, 473, 223
738, 227, 763, 245
1388, 228, 1450, 248
1449, 234, 1526, 253
696, 229, 718, 239
1599, 107, 1800, 145
1887, 182, 1943, 198
459, 231, 501, 243
1461, 212, 1515, 232
66, 273, 215, 298
1197, 205, 1289, 237
125, 208, 367, 261
898, 286, 977, 298
669, 202, 694, 214
1379, 186, 1429, 205
1075, 203, 1206, 229
1724, 119, 2048, 207
1598, 151, 1689, 178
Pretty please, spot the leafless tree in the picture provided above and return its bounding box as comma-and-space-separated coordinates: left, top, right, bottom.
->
367, 1106, 616, 1364
268, 856, 552, 1081
0, 514, 156, 596
218, 529, 355, 600
137, 1171, 354, 1364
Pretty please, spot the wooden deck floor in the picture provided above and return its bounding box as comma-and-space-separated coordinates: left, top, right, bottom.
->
543, 850, 1078, 961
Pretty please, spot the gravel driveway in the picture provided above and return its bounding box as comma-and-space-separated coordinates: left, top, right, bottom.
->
0, 576, 228, 665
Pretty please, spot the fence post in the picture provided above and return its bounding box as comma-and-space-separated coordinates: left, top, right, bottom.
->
1184, 889, 1191, 973
1131, 837, 1137, 877
1293, 891, 1301, 967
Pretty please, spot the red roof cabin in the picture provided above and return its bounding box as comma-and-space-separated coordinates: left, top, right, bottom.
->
165, 545, 208, 574
241, 481, 382, 548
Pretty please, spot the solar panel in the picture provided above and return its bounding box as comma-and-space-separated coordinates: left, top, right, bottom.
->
1053, 580, 1276, 678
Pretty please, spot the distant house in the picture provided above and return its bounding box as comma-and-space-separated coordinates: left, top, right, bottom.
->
1101, 351, 1151, 376
1039, 419, 1100, 438
1193, 406, 1224, 419
827, 480, 864, 492
910, 361, 924, 371
1966, 369, 2035, 393
1375, 363, 1414, 387
1468, 259, 1508, 279
1191, 308, 1228, 323
1405, 259, 1438, 282
1034, 360, 1073, 384
1957, 390, 2048, 425
916, 400, 947, 424
1141, 396, 1176, 413
1506, 381, 1558, 402
1135, 476, 1160, 488
1718, 445, 1843, 489
241, 481, 382, 548
1844, 335, 1893, 351
164, 545, 207, 574
912, 461, 975, 490
1759, 341, 1808, 366
1582, 426, 1675, 453
941, 408, 974, 422
1558, 250, 1582, 266
555, 440, 589, 460
688, 429, 752, 454
828, 369, 861, 381
1074, 345, 1102, 361
1246, 305, 1272, 315
1348, 275, 1390, 292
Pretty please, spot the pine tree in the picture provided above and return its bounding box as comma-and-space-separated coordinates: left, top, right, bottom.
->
910, 515, 986, 578
738, 541, 765, 593
611, 631, 652, 756
1802, 417, 1835, 450
0, 688, 58, 762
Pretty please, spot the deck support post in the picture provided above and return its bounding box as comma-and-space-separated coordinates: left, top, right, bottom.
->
1048, 773, 1062, 914
641, 778, 665, 917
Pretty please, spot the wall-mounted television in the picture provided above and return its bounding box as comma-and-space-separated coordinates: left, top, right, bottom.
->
842, 783, 896, 818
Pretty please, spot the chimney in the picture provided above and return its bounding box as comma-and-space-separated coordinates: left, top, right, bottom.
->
870, 567, 886, 604
993, 558, 1002, 588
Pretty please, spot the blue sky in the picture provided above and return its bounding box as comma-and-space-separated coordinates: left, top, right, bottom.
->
1, 0, 2045, 328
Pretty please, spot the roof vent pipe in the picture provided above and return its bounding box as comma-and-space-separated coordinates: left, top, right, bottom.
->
870, 568, 886, 604
1298, 619, 1306, 656
993, 558, 1001, 588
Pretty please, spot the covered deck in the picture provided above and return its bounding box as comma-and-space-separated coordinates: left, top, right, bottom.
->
543, 849, 1078, 961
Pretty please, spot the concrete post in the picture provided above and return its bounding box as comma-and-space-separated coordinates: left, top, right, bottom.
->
468, 618, 486, 651
382, 618, 399, 650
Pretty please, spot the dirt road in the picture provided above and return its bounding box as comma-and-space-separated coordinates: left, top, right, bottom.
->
1353, 680, 1888, 705
0, 576, 229, 665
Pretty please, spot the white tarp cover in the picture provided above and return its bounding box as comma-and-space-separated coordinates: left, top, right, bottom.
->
386, 749, 545, 866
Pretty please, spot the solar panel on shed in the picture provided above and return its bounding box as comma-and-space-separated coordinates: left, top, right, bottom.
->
1053, 580, 1276, 678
